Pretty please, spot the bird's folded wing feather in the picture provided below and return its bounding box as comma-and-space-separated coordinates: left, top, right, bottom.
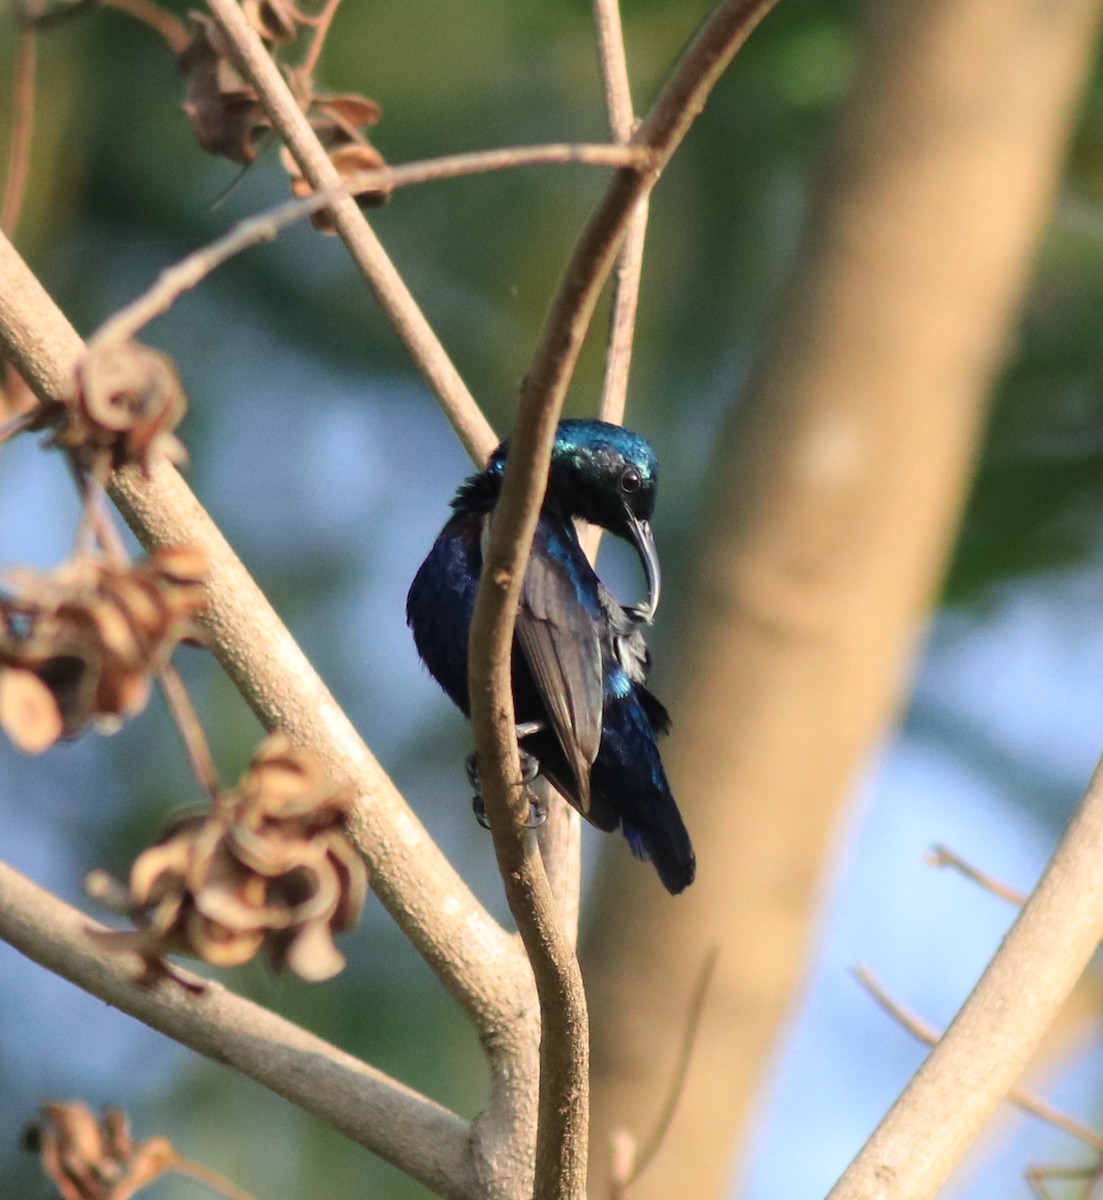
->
516, 548, 603, 811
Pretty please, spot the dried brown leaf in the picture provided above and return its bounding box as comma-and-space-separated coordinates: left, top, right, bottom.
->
31, 341, 188, 475
0, 667, 63, 752
178, 14, 270, 164
23, 1102, 216, 1200
0, 553, 209, 749
241, 0, 309, 43
23, 1102, 132, 1200
91, 735, 367, 982
312, 92, 382, 136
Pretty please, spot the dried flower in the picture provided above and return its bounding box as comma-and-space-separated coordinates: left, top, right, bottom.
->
23, 1102, 174, 1200
0, 550, 209, 753
178, 14, 270, 164
29, 341, 187, 475
241, 0, 313, 44
23, 1101, 245, 1200
279, 87, 389, 231
91, 734, 368, 982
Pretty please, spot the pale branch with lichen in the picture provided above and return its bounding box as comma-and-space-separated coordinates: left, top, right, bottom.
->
829, 753, 1103, 1200
0, 225, 536, 1133
0, 862, 478, 1199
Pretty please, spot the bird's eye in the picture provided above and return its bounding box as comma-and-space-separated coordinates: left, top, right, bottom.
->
620, 467, 642, 493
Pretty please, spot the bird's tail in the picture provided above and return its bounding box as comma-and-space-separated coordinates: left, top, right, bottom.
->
622, 809, 696, 894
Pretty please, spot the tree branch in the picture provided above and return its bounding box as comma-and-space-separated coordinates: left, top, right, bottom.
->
829, 753, 1103, 1199
0, 225, 530, 1053
467, 3, 778, 1198
854, 967, 1103, 1154
592, 0, 647, 427
204, 0, 497, 464
1, 25, 35, 238
0, 861, 477, 1200
87, 143, 646, 355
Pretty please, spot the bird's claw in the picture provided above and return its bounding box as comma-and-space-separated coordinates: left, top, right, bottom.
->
467, 747, 545, 828
522, 798, 547, 828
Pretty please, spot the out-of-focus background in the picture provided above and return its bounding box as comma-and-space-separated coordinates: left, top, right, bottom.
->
3, 1, 1103, 1196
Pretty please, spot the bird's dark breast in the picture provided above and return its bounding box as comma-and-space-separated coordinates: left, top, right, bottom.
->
406, 512, 484, 715
406, 512, 576, 731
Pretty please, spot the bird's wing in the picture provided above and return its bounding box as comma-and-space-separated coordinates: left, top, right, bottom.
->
516, 541, 604, 812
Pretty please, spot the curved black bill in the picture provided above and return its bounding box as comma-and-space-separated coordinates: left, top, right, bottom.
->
625, 511, 661, 621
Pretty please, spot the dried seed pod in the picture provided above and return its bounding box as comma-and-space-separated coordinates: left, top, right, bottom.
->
0, 551, 209, 752
24, 1102, 198, 1200
279, 88, 389, 232
178, 14, 270, 164
91, 734, 368, 983
241, 0, 313, 43
29, 341, 188, 475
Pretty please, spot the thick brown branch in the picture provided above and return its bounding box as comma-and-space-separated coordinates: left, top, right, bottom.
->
0, 861, 477, 1200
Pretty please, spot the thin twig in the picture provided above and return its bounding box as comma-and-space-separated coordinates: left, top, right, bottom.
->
592, 0, 648, 426
855, 967, 1103, 1153
87, 142, 647, 351
2, 26, 36, 237
61, 455, 223, 802
611, 945, 720, 1197
297, 0, 342, 78
927, 843, 1029, 907
159, 664, 222, 804
165, 1154, 256, 1200
592, 0, 635, 138
599, 199, 648, 427
206, 0, 497, 464
1026, 1160, 1103, 1200
21, 0, 187, 47
65, 457, 128, 565
100, 0, 189, 52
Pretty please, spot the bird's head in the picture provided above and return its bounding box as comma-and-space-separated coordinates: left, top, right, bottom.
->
490, 419, 662, 617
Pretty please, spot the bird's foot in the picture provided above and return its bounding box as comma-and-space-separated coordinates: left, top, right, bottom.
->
467, 744, 545, 829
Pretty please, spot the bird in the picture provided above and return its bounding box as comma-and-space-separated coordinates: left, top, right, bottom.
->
406, 418, 695, 894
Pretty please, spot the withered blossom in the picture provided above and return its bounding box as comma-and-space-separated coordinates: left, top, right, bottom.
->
0, 549, 209, 753
178, 14, 270, 164
280, 88, 389, 231
29, 341, 187, 475
23, 1102, 175, 1200
241, 0, 314, 44
91, 734, 368, 983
